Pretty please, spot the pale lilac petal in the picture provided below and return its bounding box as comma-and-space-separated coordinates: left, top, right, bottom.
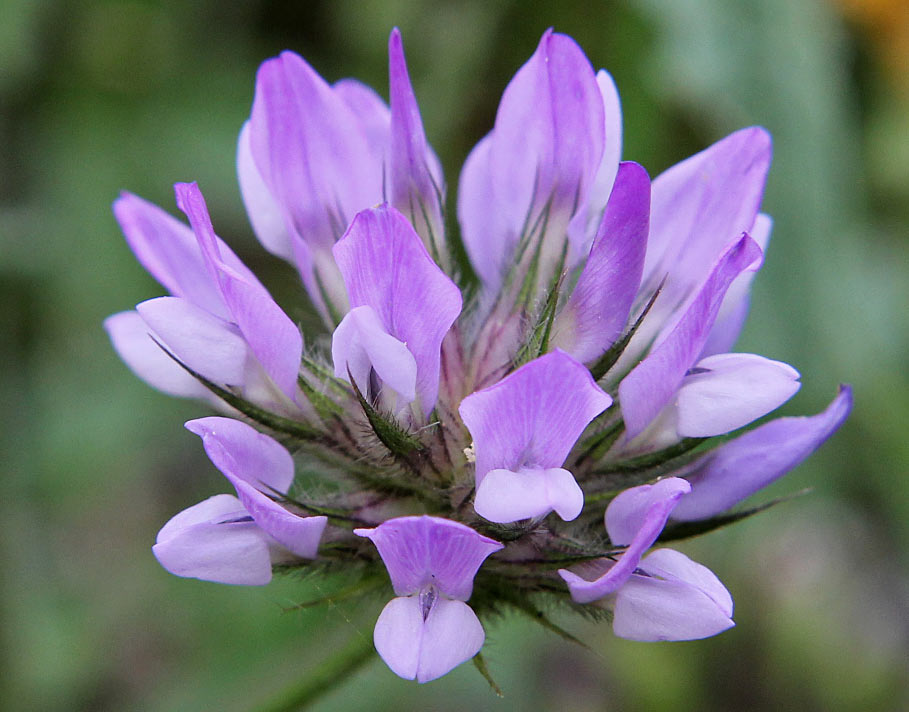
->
675, 353, 801, 437
591, 69, 623, 215
388, 28, 444, 255
643, 127, 772, 297
614, 568, 735, 642
417, 598, 485, 683
248, 51, 378, 250
135, 297, 249, 386
559, 478, 690, 604
639, 548, 733, 617
331, 305, 418, 406
702, 213, 772, 356
218, 276, 303, 400
554, 162, 649, 362
332, 206, 461, 416
458, 31, 605, 292
333, 79, 391, 184
672, 385, 853, 521
113, 193, 225, 318
354, 516, 502, 600
373, 596, 421, 681
459, 350, 613, 480
113, 192, 264, 316
558, 562, 623, 605
457, 134, 505, 286
474, 467, 583, 523
619, 234, 763, 438
490, 29, 604, 234
185, 417, 327, 558
175, 182, 303, 400
605, 477, 692, 545
567, 69, 623, 255
155, 493, 245, 544
152, 494, 273, 585
373, 596, 485, 683
104, 310, 209, 398
184, 416, 295, 493
227, 475, 326, 559
699, 293, 751, 361
236, 121, 294, 261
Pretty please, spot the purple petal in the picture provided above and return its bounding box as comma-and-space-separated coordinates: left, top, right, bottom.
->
699, 295, 751, 362
135, 297, 249, 386
558, 477, 690, 604
331, 305, 418, 407
373, 596, 421, 681
490, 29, 604, 235
244, 107, 348, 323
701, 213, 772, 356
416, 598, 485, 683
237, 121, 294, 262
619, 234, 763, 438
113, 192, 254, 320
185, 417, 327, 558
605, 477, 692, 545
248, 51, 379, 250
643, 127, 772, 299
373, 596, 485, 683
554, 162, 649, 362
332, 206, 461, 417
474, 467, 584, 523
388, 28, 445, 256
675, 353, 800, 437
459, 350, 612, 479
567, 69, 623, 256
640, 548, 733, 617
671, 385, 853, 521
457, 134, 504, 286
333, 79, 391, 182
104, 310, 209, 398
614, 553, 735, 641
226, 475, 326, 559
152, 494, 273, 585
354, 516, 502, 600
589, 69, 623, 213
175, 182, 303, 400
458, 31, 605, 291
184, 416, 295, 493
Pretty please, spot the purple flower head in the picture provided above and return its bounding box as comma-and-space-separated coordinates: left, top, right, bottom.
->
355, 516, 503, 683
559, 478, 734, 641
459, 350, 612, 523
153, 418, 327, 585
107, 28, 851, 688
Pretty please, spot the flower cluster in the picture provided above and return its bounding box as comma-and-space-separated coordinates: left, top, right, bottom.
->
105, 29, 851, 684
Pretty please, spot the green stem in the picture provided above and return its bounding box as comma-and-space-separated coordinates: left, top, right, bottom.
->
254, 635, 377, 712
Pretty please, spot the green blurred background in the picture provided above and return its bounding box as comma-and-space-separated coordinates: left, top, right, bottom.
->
1, 0, 907, 710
